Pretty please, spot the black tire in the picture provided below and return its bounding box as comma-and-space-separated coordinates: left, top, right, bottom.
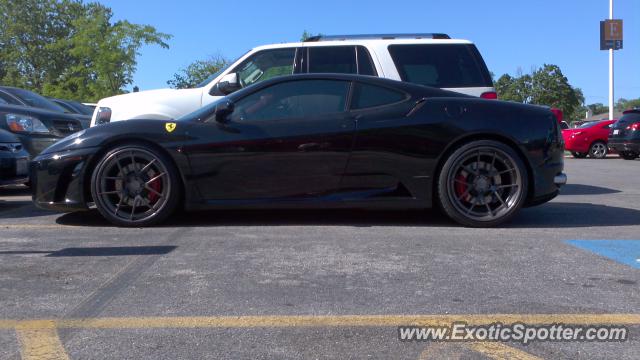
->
571, 152, 588, 158
437, 140, 528, 227
620, 152, 639, 160
588, 141, 608, 159
90, 143, 180, 227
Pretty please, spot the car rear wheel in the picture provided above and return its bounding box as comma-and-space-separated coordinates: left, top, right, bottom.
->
437, 140, 528, 227
620, 152, 639, 160
91, 144, 180, 227
571, 152, 588, 158
589, 142, 608, 159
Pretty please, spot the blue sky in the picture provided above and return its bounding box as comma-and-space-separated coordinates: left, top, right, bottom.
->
103, 0, 638, 105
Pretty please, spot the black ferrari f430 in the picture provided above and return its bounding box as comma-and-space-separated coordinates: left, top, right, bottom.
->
31, 74, 566, 227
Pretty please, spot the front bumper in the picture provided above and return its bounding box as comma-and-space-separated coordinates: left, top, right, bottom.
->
0, 151, 30, 186
15, 134, 61, 157
30, 147, 98, 212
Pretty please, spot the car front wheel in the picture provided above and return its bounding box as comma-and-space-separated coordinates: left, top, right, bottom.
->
91, 144, 180, 227
437, 140, 528, 227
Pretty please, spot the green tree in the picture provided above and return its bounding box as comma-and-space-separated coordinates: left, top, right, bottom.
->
300, 30, 322, 41
0, 0, 171, 102
616, 98, 640, 111
587, 103, 609, 115
495, 64, 584, 121
167, 55, 229, 89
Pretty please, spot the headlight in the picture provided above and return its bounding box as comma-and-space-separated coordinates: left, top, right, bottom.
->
5, 114, 50, 134
96, 107, 112, 125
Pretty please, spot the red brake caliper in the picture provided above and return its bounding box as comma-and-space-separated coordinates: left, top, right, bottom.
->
147, 177, 162, 204
454, 174, 468, 199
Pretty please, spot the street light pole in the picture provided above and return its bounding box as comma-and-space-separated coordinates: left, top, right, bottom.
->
609, 0, 614, 120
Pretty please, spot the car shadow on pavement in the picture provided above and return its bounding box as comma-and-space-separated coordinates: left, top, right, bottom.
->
54, 202, 640, 229
559, 184, 621, 195
0, 246, 177, 257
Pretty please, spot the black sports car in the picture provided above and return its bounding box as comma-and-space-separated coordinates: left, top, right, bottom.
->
31, 74, 566, 227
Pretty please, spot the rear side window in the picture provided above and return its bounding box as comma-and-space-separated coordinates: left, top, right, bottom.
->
615, 113, 640, 127
308, 46, 357, 74
388, 44, 493, 88
306, 46, 377, 76
351, 83, 407, 110
357, 46, 377, 76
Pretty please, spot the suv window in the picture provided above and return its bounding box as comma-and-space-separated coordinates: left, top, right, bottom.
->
351, 83, 407, 110
230, 80, 349, 122
232, 48, 296, 88
388, 44, 493, 88
357, 46, 377, 76
308, 46, 357, 74
306, 46, 377, 76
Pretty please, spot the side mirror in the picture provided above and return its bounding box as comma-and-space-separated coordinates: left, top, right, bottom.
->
216, 73, 241, 95
214, 100, 234, 123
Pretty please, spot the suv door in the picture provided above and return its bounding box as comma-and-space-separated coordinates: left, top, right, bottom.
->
301, 46, 378, 76
188, 79, 355, 201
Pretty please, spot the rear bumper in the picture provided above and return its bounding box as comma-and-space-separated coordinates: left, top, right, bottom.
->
609, 139, 640, 153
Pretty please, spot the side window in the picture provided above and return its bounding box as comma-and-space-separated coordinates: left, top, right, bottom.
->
388, 44, 493, 88
351, 83, 407, 110
308, 46, 357, 74
232, 48, 296, 88
356, 46, 377, 76
230, 80, 349, 122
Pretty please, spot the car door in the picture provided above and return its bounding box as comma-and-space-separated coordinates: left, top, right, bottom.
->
186, 79, 355, 201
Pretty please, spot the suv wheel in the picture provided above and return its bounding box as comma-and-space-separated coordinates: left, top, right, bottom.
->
620, 152, 639, 160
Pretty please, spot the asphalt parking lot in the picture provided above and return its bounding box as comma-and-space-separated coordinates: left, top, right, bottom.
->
0, 157, 638, 359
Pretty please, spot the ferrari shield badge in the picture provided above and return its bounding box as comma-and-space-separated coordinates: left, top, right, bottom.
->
165, 122, 177, 133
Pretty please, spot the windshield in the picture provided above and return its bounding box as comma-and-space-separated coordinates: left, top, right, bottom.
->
3, 87, 69, 113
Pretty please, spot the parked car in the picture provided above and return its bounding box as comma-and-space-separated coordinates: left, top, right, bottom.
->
91, 33, 496, 126
0, 99, 84, 157
0, 86, 90, 128
562, 119, 616, 159
49, 98, 94, 116
0, 128, 30, 186
33, 74, 565, 227
609, 108, 640, 160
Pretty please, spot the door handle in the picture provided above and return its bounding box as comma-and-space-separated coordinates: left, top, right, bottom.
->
298, 142, 330, 151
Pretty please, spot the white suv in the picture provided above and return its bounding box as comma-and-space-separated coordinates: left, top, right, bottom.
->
92, 33, 495, 126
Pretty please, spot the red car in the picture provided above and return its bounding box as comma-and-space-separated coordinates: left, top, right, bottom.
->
562, 120, 616, 159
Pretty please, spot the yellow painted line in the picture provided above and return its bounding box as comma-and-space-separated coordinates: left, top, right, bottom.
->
0, 313, 637, 330
467, 342, 542, 360
15, 321, 69, 360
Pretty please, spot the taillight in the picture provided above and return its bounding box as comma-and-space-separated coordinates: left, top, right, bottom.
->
480, 91, 498, 100
626, 122, 640, 131
550, 108, 563, 123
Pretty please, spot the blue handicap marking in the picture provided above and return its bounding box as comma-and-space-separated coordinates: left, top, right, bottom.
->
567, 240, 640, 269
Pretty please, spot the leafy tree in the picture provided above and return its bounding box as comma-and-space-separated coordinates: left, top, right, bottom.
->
616, 98, 640, 111
167, 55, 229, 89
0, 0, 171, 102
300, 30, 322, 41
587, 103, 609, 115
495, 64, 584, 121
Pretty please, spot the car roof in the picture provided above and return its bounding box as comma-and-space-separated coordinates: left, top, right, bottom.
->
250, 38, 473, 52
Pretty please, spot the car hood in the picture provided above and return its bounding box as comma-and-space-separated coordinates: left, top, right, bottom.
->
97, 88, 204, 122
